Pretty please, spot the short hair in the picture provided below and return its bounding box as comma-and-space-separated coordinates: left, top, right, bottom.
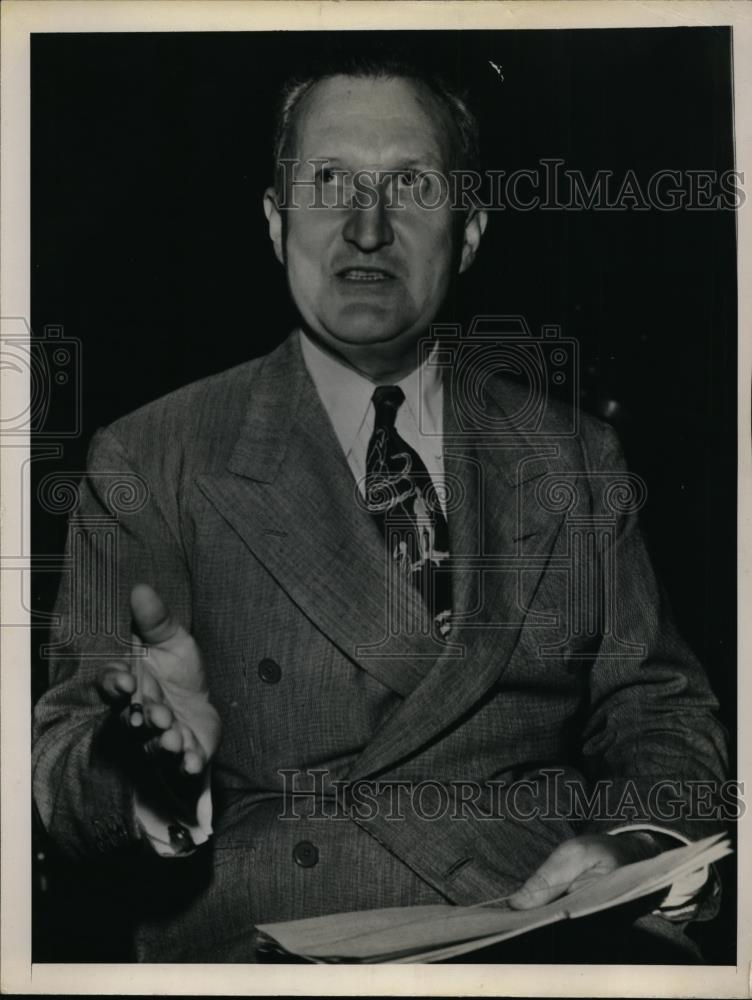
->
271, 46, 481, 192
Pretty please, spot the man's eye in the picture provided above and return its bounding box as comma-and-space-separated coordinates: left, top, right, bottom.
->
397, 170, 418, 186
318, 167, 336, 184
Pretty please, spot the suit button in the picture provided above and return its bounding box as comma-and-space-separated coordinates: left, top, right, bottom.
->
258, 658, 281, 684
293, 840, 319, 868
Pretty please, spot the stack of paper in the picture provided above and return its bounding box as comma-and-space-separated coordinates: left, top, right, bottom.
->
255, 833, 731, 963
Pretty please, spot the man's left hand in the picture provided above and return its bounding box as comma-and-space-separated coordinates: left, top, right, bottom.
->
507, 832, 661, 909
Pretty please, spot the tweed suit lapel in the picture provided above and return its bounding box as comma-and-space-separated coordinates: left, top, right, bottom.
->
347, 375, 569, 780
197, 334, 451, 698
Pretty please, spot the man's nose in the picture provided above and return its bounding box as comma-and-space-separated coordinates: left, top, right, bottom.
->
342, 183, 395, 252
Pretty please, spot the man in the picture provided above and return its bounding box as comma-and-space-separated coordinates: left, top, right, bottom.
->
33, 51, 728, 963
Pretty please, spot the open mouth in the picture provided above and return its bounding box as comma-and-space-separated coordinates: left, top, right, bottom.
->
337, 267, 395, 283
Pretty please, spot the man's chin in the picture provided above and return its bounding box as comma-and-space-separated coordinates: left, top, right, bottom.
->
312, 309, 418, 349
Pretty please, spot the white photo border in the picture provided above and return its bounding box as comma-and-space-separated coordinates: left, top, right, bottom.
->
2, 1, 749, 995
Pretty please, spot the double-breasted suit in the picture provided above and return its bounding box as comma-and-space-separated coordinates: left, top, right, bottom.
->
32, 331, 728, 961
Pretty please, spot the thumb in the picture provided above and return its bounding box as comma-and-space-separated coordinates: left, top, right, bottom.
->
130, 583, 180, 646
508, 845, 585, 910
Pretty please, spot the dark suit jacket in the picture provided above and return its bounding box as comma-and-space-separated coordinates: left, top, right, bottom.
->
32, 332, 728, 961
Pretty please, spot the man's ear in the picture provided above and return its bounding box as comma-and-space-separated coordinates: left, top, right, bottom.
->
458, 208, 488, 274
263, 187, 284, 265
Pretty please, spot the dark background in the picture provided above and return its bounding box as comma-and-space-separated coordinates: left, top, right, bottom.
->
30, 28, 737, 962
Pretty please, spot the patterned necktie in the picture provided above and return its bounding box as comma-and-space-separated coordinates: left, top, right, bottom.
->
365, 385, 452, 636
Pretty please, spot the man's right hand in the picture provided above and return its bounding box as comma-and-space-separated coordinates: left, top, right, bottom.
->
96, 583, 221, 779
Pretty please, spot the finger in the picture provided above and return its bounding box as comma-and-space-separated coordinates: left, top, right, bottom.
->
181, 748, 205, 776
140, 725, 184, 755
130, 583, 181, 646
133, 656, 164, 703
145, 702, 174, 731
97, 663, 136, 702
118, 698, 166, 734
508, 843, 589, 909
177, 724, 205, 775
115, 662, 166, 724
139, 734, 206, 779
157, 726, 184, 755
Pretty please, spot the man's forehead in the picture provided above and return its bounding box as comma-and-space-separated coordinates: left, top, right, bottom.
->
293, 74, 450, 164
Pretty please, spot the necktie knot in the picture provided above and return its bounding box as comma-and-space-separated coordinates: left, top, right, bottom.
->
372, 385, 405, 430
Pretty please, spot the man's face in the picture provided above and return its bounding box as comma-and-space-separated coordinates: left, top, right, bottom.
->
264, 75, 485, 364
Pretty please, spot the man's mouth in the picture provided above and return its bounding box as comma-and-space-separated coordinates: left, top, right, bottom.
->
336, 267, 395, 282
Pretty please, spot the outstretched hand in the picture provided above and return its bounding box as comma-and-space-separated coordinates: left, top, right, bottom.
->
97, 583, 221, 779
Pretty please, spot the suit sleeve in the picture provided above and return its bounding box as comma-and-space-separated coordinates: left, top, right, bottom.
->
578, 422, 729, 844
32, 425, 196, 862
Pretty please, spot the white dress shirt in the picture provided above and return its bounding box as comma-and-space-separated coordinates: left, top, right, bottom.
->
299, 328, 446, 511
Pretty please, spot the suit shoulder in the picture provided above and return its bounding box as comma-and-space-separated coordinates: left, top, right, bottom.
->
99, 355, 265, 471
113, 356, 262, 427
490, 375, 612, 444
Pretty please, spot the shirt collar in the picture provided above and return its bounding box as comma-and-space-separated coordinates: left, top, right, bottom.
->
299, 329, 443, 458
